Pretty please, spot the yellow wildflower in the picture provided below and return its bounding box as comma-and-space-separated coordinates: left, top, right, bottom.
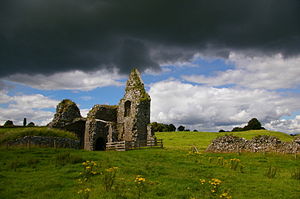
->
200, 179, 206, 184
135, 175, 146, 184
84, 188, 91, 192
220, 192, 232, 199
106, 167, 115, 172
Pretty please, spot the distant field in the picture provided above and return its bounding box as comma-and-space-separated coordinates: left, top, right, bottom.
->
156, 130, 294, 151
0, 129, 299, 199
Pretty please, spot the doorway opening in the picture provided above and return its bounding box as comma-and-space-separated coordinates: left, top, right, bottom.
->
124, 100, 131, 117
95, 137, 106, 151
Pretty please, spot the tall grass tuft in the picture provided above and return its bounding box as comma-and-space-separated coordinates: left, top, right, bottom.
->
291, 167, 300, 180
265, 166, 278, 179
55, 152, 83, 166
229, 158, 240, 171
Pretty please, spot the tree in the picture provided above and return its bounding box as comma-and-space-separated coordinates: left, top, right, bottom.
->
231, 118, 265, 132
4, 120, 14, 127
243, 118, 264, 130
27, 122, 35, 127
231, 127, 244, 132
177, 125, 185, 131
23, 118, 27, 127
151, 122, 176, 132
168, 124, 176, 132
219, 129, 225, 132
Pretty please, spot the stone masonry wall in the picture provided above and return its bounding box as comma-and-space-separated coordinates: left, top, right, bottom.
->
84, 119, 110, 150
87, 105, 118, 122
206, 135, 300, 154
5, 136, 80, 149
117, 69, 151, 143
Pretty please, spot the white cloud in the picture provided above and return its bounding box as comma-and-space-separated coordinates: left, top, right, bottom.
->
265, 116, 300, 134
9, 94, 58, 110
0, 90, 11, 104
0, 92, 59, 126
80, 109, 90, 118
80, 96, 93, 101
5, 69, 125, 91
149, 80, 300, 132
183, 53, 300, 90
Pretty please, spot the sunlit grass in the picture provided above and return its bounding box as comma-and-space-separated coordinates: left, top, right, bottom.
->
0, 129, 299, 199
156, 130, 294, 151
0, 127, 78, 144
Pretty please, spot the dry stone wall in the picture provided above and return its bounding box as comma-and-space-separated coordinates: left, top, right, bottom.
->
5, 136, 80, 149
206, 135, 300, 154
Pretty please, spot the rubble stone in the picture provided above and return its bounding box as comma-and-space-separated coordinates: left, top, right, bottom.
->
206, 134, 300, 154
47, 99, 82, 128
6, 136, 79, 149
48, 69, 153, 151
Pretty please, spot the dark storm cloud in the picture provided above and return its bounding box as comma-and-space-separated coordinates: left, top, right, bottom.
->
0, 0, 299, 77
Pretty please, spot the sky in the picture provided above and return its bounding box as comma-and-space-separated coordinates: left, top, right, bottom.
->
1, 0, 300, 133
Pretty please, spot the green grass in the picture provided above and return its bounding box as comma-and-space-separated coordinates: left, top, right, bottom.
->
0, 130, 299, 199
156, 130, 294, 151
0, 127, 78, 144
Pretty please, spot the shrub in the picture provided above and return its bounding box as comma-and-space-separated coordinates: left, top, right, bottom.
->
177, 125, 185, 131
231, 127, 244, 132
151, 122, 176, 132
55, 152, 83, 166
3, 120, 14, 127
27, 122, 35, 127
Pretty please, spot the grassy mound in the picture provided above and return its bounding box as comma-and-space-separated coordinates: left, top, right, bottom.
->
0, 127, 78, 144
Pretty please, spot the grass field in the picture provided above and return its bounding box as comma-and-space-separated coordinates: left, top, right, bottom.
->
0, 129, 299, 199
156, 130, 294, 151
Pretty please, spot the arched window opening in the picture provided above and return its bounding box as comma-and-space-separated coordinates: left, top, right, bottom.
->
95, 137, 106, 151
124, 100, 131, 117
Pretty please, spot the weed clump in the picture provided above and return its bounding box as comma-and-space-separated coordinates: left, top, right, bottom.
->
265, 166, 278, 179
55, 152, 83, 166
291, 167, 300, 180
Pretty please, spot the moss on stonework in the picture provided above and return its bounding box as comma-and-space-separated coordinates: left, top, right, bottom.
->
57, 99, 78, 113
87, 104, 118, 119
99, 105, 118, 109
126, 68, 151, 101
140, 93, 151, 102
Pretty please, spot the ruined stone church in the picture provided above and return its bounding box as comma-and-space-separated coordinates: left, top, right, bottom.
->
47, 69, 154, 150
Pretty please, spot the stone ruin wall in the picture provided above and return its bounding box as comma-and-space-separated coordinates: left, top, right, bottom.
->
206, 135, 300, 154
84, 105, 119, 150
6, 136, 80, 149
116, 69, 151, 143
47, 69, 153, 151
